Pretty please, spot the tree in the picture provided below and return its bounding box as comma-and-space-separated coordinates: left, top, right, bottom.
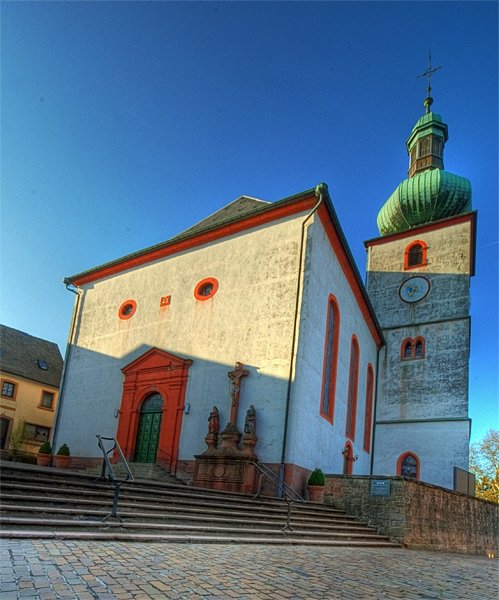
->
469, 429, 499, 504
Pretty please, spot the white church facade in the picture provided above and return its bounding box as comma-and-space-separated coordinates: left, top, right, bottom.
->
54, 95, 475, 494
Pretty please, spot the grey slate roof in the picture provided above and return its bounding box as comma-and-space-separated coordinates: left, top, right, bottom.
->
176, 196, 270, 239
0, 324, 63, 388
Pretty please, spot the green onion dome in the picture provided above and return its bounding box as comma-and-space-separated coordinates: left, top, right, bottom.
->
377, 170, 472, 236
376, 110, 472, 236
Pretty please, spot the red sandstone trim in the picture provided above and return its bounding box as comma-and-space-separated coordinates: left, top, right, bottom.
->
118, 299, 137, 320
404, 239, 428, 270
343, 441, 354, 475
320, 294, 340, 424
345, 335, 360, 441
363, 363, 374, 453
397, 451, 420, 480
401, 336, 426, 360
317, 205, 383, 347
194, 277, 219, 301
71, 197, 318, 286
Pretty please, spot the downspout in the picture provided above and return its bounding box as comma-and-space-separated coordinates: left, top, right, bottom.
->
52, 283, 82, 449
370, 337, 382, 475
279, 183, 326, 490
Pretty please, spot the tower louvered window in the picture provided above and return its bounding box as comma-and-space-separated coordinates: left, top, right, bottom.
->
408, 243, 423, 267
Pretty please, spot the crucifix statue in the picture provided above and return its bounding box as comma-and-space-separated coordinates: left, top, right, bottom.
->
228, 361, 249, 426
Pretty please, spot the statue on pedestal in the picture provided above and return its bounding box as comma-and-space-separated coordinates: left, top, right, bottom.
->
244, 405, 256, 435
208, 406, 219, 435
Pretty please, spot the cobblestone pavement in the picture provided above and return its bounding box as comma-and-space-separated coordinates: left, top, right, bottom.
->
0, 540, 497, 600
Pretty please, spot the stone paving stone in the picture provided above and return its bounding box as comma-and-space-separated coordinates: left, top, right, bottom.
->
1, 540, 498, 599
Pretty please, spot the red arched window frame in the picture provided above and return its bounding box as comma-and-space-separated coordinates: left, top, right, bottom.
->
397, 451, 420, 479
345, 335, 360, 440
320, 295, 340, 423
363, 363, 374, 453
404, 240, 428, 270
401, 336, 426, 360
342, 441, 354, 475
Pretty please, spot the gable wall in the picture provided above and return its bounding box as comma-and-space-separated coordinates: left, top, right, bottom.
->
57, 213, 308, 461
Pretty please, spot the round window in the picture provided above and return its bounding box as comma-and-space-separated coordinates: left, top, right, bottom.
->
194, 277, 219, 301
118, 299, 137, 320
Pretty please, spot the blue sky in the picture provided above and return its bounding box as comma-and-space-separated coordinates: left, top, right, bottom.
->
1, 1, 497, 443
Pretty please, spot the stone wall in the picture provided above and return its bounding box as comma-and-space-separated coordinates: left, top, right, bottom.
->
325, 475, 498, 556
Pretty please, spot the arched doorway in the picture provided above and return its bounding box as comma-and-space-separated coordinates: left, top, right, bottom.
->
116, 348, 192, 472
134, 393, 164, 463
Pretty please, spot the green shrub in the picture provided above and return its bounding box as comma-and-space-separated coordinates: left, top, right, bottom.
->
38, 442, 52, 454
56, 443, 70, 456
308, 468, 325, 486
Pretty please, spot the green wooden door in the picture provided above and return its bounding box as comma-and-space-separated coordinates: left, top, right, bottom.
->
134, 393, 163, 463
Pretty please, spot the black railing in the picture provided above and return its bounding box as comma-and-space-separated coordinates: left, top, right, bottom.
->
250, 461, 304, 532
95, 435, 134, 524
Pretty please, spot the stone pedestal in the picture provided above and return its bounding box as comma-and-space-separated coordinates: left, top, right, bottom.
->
193, 454, 257, 494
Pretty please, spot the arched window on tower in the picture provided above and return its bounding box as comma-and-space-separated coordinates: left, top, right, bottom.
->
320, 295, 340, 423
403, 339, 413, 359
397, 452, 420, 479
401, 337, 426, 360
404, 240, 428, 270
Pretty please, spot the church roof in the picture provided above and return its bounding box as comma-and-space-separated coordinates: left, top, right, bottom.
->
0, 324, 63, 388
65, 188, 317, 286
65, 184, 384, 347
176, 196, 270, 239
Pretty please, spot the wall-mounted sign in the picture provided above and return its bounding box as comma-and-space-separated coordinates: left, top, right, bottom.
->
370, 479, 391, 497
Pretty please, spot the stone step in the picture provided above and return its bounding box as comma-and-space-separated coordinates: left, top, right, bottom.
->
0, 463, 398, 547
0, 478, 345, 517
0, 517, 388, 541
0, 504, 369, 530
82, 462, 182, 485
0, 529, 401, 546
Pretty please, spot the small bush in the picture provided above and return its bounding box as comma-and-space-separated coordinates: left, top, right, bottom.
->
308, 468, 325, 486
39, 442, 52, 454
56, 443, 70, 456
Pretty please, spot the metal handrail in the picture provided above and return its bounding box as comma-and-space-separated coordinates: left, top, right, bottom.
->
250, 461, 304, 532
95, 435, 134, 525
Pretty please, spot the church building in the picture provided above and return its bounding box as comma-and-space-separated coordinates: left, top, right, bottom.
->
54, 87, 475, 494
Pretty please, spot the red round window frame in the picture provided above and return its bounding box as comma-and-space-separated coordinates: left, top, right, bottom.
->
118, 299, 137, 320
194, 277, 219, 301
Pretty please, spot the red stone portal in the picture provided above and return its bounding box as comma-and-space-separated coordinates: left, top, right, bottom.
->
116, 348, 192, 473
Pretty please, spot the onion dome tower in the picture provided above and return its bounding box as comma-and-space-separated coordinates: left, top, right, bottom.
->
365, 57, 476, 491
376, 65, 472, 236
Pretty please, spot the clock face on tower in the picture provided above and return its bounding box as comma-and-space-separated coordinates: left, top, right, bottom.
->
399, 276, 430, 303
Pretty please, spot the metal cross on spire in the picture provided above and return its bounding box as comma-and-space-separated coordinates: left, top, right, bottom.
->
417, 51, 442, 113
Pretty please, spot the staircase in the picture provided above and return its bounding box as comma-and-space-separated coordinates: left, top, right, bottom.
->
0, 462, 399, 547
81, 461, 182, 485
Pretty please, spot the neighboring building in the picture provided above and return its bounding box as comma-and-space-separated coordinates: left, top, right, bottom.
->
0, 325, 64, 453
54, 90, 475, 492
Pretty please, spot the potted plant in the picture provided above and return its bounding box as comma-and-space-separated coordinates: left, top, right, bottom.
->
307, 467, 325, 503
37, 441, 52, 467
53, 443, 70, 468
